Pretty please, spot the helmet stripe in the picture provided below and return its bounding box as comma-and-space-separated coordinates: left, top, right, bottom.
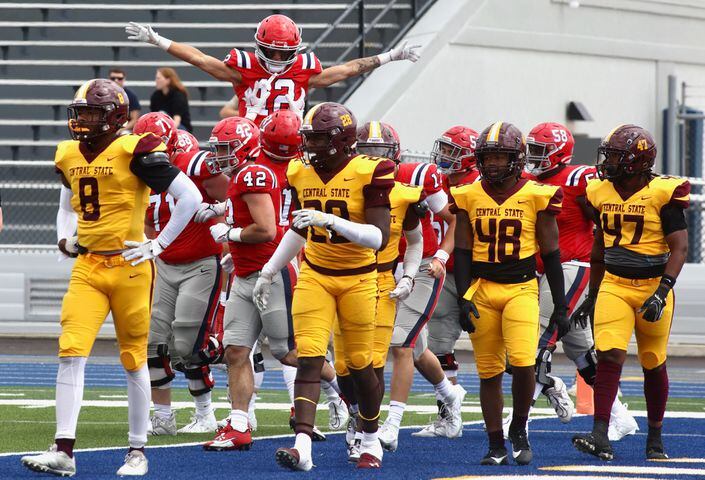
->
488, 121, 503, 142
605, 124, 624, 142
74, 79, 93, 101
303, 102, 324, 126
369, 121, 382, 140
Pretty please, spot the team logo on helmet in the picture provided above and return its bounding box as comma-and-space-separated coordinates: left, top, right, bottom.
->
68, 78, 129, 141
596, 124, 656, 181
300, 102, 357, 170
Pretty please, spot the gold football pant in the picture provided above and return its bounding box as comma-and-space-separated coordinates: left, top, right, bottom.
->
59, 253, 155, 371
465, 278, 540, 379
292, 263, 377, 370
594, 272, 674, 369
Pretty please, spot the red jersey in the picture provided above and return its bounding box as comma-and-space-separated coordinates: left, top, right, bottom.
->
172, 130, 199, 158
224, 49, 322, 126
439, 169, 481, 272
531, 165, 596, 270
225, 163, 283, 277
255, 151, 294, 228
147, 150, 222, 264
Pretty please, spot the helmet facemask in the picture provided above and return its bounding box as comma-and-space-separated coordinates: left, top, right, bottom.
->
67, 104, 119, 141
477, 150, 524, 184
431, 139, 472, 175
206, 139, 246, 175
300, 126, 350, 170
255, 41, 300, 74
525, 139, 559, 176
357, 142, 399, 163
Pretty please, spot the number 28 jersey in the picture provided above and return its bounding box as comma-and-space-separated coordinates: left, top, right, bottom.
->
451, 178, 563, 283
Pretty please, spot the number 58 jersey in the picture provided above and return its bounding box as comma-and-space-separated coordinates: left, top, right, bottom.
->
451, 178, 563, 283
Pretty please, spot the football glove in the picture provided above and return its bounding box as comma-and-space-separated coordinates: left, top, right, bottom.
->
125, 22, 171, 50
549, 304, 570, 340
253, 270, 275, 312
389, 275, 414, 300
198, 335, 224, 365
458, 299, 479, 333
285, 87, 306, 119
638, 283, 670, 322
244, 76, 274, 121
210, 224, 243, 243
378, 41, 421, 65
122, 239, 164, 266
58, 236, 80, 258
220, 253, 234, 274
570, 294, 596, 330
292, 209, 334, 230
194, 202, 225, 223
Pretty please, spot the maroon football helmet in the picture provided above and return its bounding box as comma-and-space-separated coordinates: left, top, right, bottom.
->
596, 124, 656, 181
475, 121, 526, 184
356, 121, 401, 163
300, 102, 357, 170
68, 78, 129, 141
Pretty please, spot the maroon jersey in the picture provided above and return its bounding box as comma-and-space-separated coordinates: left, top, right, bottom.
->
255, 151, 294, 228
147, 150, 222, 264
439, 169, 481, 272
224, 49, 322, 126
225, 163, 283, 277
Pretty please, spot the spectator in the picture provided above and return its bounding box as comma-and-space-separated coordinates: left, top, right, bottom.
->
150, 68, 192, 132
109, 68, 141, 132
219, 95, 239, 119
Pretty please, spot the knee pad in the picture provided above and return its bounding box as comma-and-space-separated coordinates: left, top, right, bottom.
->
535, 348, 553, 386
436, 352, 459, 372
334, 356, 350, 377
184, 365, 215, 397
577, 348, 597, 386
346, 350, 372, 371
147, 344, 175, 389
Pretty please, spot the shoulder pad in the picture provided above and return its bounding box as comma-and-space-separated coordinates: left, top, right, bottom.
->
54, 140, 72, 166
135, 151, 170, 167
411, 200, 429, 218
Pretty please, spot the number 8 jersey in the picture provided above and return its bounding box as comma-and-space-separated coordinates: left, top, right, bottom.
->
451, 178, 563, 283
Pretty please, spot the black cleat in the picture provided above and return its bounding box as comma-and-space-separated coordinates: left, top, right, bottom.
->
572, 432, 614, 461
508, 428, 532, 465
480, 446, 509, 465
646, 436, 668, 460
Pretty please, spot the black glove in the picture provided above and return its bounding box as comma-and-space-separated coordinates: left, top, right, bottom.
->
550, 304, 570, 340
458, 299, 479, 333
570, 294, 596, 330
638, 283, 670, 322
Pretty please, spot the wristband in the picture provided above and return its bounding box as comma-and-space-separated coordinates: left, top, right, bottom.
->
660, 274, 676, 290
156, 35, 172, 51
433, 250, 450, 264
227, 227, 243, 242
376, 51, 392, 65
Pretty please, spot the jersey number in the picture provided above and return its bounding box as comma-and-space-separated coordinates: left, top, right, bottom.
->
280, 188, 293, 227
262, 78, 297, 116
475, 218, 522, 262
601, 213, 644, 246
302, 199, 350, 244
243, 170, 266, 187
149, 193, 175, 232
78, 177, 100, 221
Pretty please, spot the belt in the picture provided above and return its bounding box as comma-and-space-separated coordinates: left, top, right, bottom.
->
604, 271, 660, 287
303, 258, 377, 276
83, 251, 128, 268
377, 260, 395, 272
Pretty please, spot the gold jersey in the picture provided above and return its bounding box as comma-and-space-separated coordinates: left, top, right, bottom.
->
377, 182, 424, 266
55, 134, 166, 252
287, 154, 395, 273
586, 176, 690, 256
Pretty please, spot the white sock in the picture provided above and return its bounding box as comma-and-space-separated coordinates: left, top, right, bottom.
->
445, 370, 458, 381
229, 409, 249, 432
55, 357, 87, 439
361, 430, 378, 447
254, 369, 264, 390
354, 430, 363, 441
386, 401, 406, 428
294, 432, 312, 458
219, 291, 227, 305
321, 378, 341, 402
248, 392, 257, 415
154, 403, 172, 419
282, 365, 297, 405
193, 391, 212, 417
434, 377, 454, 404
126, 364, 151, 449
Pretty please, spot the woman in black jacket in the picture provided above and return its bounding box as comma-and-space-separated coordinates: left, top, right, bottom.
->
150, 67, 193, 132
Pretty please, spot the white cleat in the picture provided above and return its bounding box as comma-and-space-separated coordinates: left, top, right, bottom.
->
347, 438, 361, 463
445, 384, 466, 438
116, 450, 148, 476
21, 445, 76, 477
149, 413, 176, 436
358, 436, 384, 468
177, 411, 218, 433
378, 422, 399, 452
327, 397, 349, 431
248, 405, 258, 431
609, 402, 639, 441
543, 376, 574, 423
345, 414, 358, 445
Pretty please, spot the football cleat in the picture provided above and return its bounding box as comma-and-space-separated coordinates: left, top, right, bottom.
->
608, 402, 638, 441
149, 413, 176, 436
202, 421, 252, 451
346, 413, 358, 445
445, 384, 467, 438
378, 422, 399, 452
289, 407, 326, 441
348, 438, 361, 463
646, 431, 668, 460
572, 432, 614, 461
412, 396, 463, 439
275, 448, 313, 472
116, 450, 148, 476
543, 376, 574, 423
21, 445, 76, 477
327, 397, 349, 431
357, 439, 383, 469
177, 411, 218, 434
480, 446, 509, 466
508, 428, 532, 465
248, 402, 258, 431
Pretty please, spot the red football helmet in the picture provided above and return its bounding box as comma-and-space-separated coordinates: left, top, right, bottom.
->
356, 121, 401, 163
255, 14, 302, 74
596, 124, 656, 181
68, 78, 129, 141
260, 109, 302, 161
207, 117, 261, 174
133, 112, 178, 153
525, 122, 574, 176
430, 126, 478, 175
173, 130, 200, 155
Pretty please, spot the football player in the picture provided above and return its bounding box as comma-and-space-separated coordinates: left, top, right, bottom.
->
20, 79, 201, 477
571, 125, 689, 461
451, 121, 568, 466
253, 103, 395, 470
125, 14, 420, 126
131, 112, 228, 436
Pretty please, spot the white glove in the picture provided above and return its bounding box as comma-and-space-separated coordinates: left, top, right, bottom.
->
390, 275, 414, 300
244, 76, 275, 120
253, 270, 275, 312
377, 41, 421, 65
125, 22, 172, 50
194, 202, 225, 223
63, 235, 80, 255
285, 88, 306, 119
210, 224, 243, 243
292, 209, 333, 230
220, 253, 234, 274
122, 239, 164, 266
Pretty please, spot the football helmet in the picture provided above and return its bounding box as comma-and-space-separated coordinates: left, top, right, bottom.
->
430, 126, 478, 175
207, 117, 260, 174
174, 130, 200, 155
260, 109, 302, 161
255, 14, 302, 74
525, 122, 574, 176
300, 102, 357, 170
68, 78, 129, 141
596, 124, 656, 181
356, 121, 401, 163
475, 121, 526, 184
133, 112, 178, 153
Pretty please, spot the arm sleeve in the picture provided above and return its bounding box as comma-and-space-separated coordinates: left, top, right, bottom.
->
154, 171, 202, 249
56, 185, 78, 241
329, 216, 383, 250
660, 204, 688, 235
363, 159, 395, 209
453, 247, 473, 301
401, 223, 423, 279
261, 228, 306, 278
541, 249, 567, 308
